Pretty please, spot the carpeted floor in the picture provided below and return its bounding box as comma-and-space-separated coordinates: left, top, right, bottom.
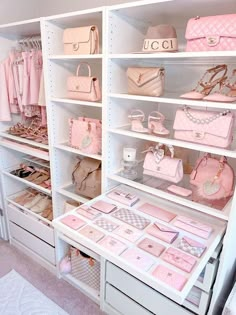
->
0, 240, 104, 315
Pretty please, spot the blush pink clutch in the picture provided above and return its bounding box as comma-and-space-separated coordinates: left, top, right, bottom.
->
162, 248, 197, 273
146, 223, 179, 244
173, 216, 213, 239
185, 14, 236, 52
137, 238, 165, 258
79, 225, 105, 242
90, 200, 117, 214
152, 265, 187, 291
98, 236, 127, 255
120, 248, 154, 271
137, 202, 176, 223
60, 215, 85, 230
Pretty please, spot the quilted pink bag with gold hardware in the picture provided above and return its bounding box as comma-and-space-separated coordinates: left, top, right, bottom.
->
67, 63, 101, 102
185, 14, 236, 52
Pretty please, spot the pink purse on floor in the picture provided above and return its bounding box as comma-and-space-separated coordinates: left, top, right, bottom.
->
185, 14, 236, 52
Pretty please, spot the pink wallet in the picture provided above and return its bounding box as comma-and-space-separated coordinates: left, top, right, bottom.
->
90, 200, 117, 214
60, 215, 85, 230
114, 224, 143, 243
162, 247, 197, 273
146, 223, 179, 244
112, 208, 150, 230
76, 206, 101, 220
178, 236, 206, 258
120, 248, 154, 271
137, 203, 176, 223
78, 225, 105, 242
94, 217, 119, 232
98, 236, 127, 255
107, 189, 139, 206
152, 265, 187, 291
137, 237, 165, 258
173, 216, 213, 239
167, 185, 192, 197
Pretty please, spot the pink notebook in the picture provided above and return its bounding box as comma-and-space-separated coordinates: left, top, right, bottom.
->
60, 215, 85, 230
120, 248, 154, 271
138, 203, 176, 223
152, 265, 187, 291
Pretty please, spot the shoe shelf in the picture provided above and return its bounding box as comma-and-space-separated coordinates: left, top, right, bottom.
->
22, 156, 50, 169
57, 184, 90, 204
48, 54, 103, 60
55, 143, 102, 161
0, 132, 49, 150
50, 97, 103, 108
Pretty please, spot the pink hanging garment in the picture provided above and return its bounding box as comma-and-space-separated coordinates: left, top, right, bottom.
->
0, 58, 12, 121
29, 50, 42, 105
22, 51, 30, 106
38, 71, 46, 106
12, 58, 23, 112
8, 52, 20, 114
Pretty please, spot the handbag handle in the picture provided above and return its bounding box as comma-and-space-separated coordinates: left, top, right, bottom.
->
142, 143, 174, 164
76, 62, 92, 77
183, 106, 230, 124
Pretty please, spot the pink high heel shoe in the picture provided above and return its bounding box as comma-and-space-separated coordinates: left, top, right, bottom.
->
128, 110, 149, 133
148, 111, 170, 135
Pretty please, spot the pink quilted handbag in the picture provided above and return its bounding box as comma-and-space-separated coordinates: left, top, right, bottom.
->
185, 14, 236, 52
190, 154, 234, 200
143, 144, 183, 183
173, 107, 234, 148
67, 63, 101, 102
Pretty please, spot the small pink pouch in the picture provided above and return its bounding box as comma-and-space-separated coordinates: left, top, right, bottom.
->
146, 223, 179, 244
137, 237, 165, 258
162, 247, 197, 273
173, 216, 213, 239
167, 185, 192, 197
90, 200, 117, 214
60, 215, 85, 230
107, 189, 139, 206
121, 248, 154, 271
137, 202, 176, 223
98, 236, 127, 255
76, 205, 101, 220
152, 265, 187, 291
114, 224, 143, 243
178, 236, 206, 258
78, 225, 105, 242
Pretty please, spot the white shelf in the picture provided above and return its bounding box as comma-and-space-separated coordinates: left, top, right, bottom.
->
108, 127, 236, 159
48, 54, 103, 60
0, 132, 49, 150
107, 174, 231, 221
108, 93, 236, 110
55, 143, 102, 160
3, 171, 52, 196
50, 97, 103, 108
57, 184, 90, 204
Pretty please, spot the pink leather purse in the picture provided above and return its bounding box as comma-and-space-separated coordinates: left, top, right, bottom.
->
120, 248, 154, 271
185, 14, 236, 52
173, 107, 234, 148
178, 236, 206, 258
146, 223, 179, 244
137, 203, 176, 223
143, 144, 183, 183
60, 215, 85, 230
190, 154, 234, 200
126, 67, 165, 96
107, 189, 139, 206
90, 200, 117, 214
152, 265, 187, 291
69, 117, 102, 154
137, 237, 166, 258
63, 25, 99, 55
67, 63, 101, 102
162, 248, 197, 273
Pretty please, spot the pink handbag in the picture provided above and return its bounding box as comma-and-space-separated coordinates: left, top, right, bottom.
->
126, 67, 164, 96
67, 63, 101, 102
162, 248, 197, 273
63, 25, 99, 55
173, 107, 234, 148
143, 144, 183, 183
190, 154, 234, 200
185, 14, 236, 52
69, 117, 102, 154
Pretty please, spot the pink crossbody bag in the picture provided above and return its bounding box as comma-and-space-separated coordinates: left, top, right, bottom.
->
185, 14, 236, 52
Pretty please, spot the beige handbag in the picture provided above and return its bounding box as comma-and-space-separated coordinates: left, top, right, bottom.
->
67, 63, 101, 102
126, 67, 165, 96
63, 25, 99, 55
72, 157, 101, 199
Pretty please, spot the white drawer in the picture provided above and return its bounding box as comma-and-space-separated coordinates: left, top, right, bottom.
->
195, 258, 219, 292
106, 261, 192, 315
8, 204, 55, 246
184, 286, 212, 315
9, 221, 56, 265
105, 283, 153, 315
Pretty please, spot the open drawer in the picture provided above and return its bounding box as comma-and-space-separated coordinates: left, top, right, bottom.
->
52, 184, 226, 304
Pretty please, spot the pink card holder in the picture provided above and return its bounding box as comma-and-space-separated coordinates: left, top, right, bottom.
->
90, 200, 117, 214
78, 225, 105, 242
120, 248, 154, 271
146, 223, 179, 244
137, 202, 176, 223
76, 205, 101, 220
114, 224, 143, 243
162, 247, 197, 273
98, 236, 127, 255
173, 216, 213, 239
137, 237, 166, 258
107, 189, 139, 206
60, 215, 85, 230
167, 185, 192, 197
152, 265, 187, 291
112, 208, 150, 230
178, 236, 206, 258
94, 217, 119, 232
